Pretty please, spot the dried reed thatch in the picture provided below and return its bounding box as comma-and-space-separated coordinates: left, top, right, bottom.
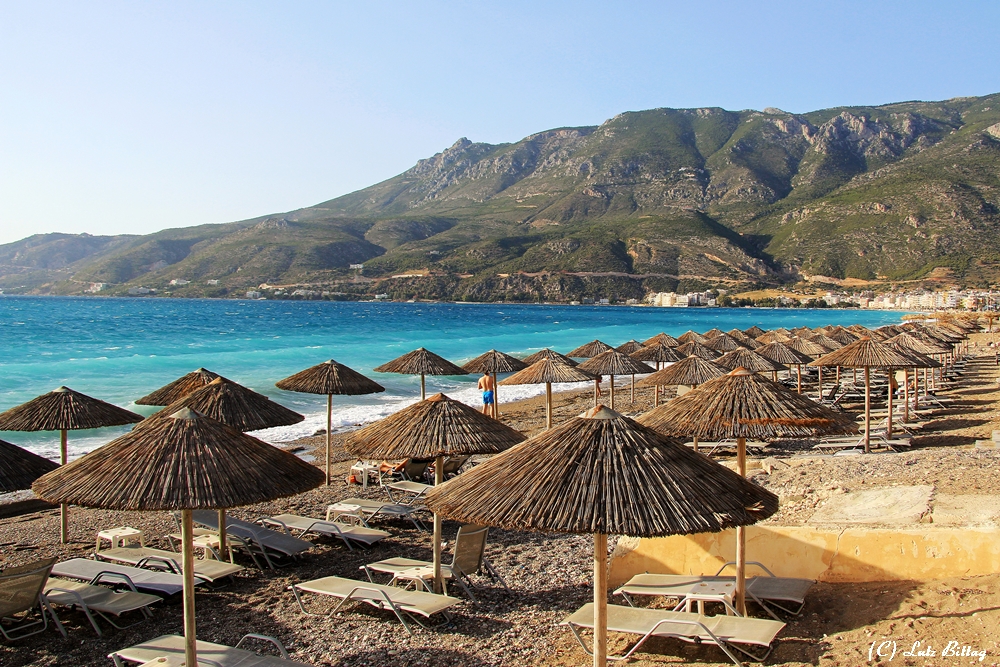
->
825, 327, 859, 345
727, 329, 760, 348
675, 340, 720, 360
0, 387, 143, 432
639, 355, 727, 387
677, 330, 707, 345
789, 326, 812, 336
135, 368, 224, 406
703, 334, 742, 352
715, 347, 786, 373
373, 348, 468, 376
755, 331, 790, 344
786, 336, 827, 358
0, 438, 59, 493
630, 342, 682, 364
499, 358, 595, 386
461, 350, 528, 375
743, 325, 766, 338
345, 393, 525, 460
702, 328, 725, 339
33, 408, 324, 510
846, 324, 873, 336
275, 360, 385, 396
642, 332, 680, 347
614, 340, 645, 355
808, 337, 918, 369
149, 378, 304, 433
521, 348, 579, 367
886, 345, 942, 369
886, 332, 950, 356
807, 333, 844, 351
920, 325, 963, 343
577, 350, 652, 376
754, 341, 813, 366
638, 368, 857, 439
425, 405, 779, 536
566, 340, 613, 358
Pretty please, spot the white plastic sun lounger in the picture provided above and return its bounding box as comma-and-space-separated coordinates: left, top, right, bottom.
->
43, 577, 160, 637
261, 514, 390, 550
191, 511, 314, 569
51, 559, 194, 597
329, 498, 428, 531
384, 480, 433, 504
94, 545, 244, 583
109, 633, 307, 666
290, 575, 460, 635
563, 602, 785, 666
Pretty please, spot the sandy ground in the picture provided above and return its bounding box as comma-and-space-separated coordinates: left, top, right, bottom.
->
2, 335, 1000, 666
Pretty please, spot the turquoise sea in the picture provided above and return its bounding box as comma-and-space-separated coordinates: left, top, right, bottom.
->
0, 296, 904, 460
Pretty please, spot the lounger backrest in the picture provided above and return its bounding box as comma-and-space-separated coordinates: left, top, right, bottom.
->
401, 459, 430, 481
0, 557, 56, 618
450, 525, 488, 576
441, 456, 469, 476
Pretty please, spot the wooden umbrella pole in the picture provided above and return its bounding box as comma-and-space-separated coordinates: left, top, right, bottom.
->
692, 435, 699, 453
886, 370, 894, 438
593, 379, 599, 408
836, 366, 840, 384
593, 533, 608, 667
326, 394, 333, 486
796, 364, 801, 393
492, 372, 500, 419
420, 373, 426, 401
817, 366, 823, 402
433, 455, 444, 594
630, 374, 634, 405
545, 382, 553, 430
736, 436, 747, 615
864, 367, 871, 454
609, 376, 615, 411
60, 429, 68, 544
181, 509, 198, 667
903, 370, 910, 423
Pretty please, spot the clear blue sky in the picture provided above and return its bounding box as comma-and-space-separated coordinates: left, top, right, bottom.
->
2, 1, 998, 245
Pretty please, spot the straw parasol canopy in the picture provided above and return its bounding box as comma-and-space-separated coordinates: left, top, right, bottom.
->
809, 337, 919, 451
373, 347, 469, 400
755, 331, 790, 344
462, 349, 529, 418
135, 368, 224, 406
0, 438, 59, 493
826, 327, 859, 345
786, 336, 829, 358
676, 330, 707, 345
638, 367, 855, 614
346, 393, 525, 593
755, 341, 813, 366
702, 328, 725, 339
715, 347, 786, 374
275, 360, 385, 485
521, 348, 579, 367
629, 343, 683, 406
886, 332, 951, 356
151, 378, 304, 433
33, 407, 323, 667
642, 332, 680, 347
846, 324, 873, 336
743, 325, 766, 338
426, 404, 778, 665
577, 350, 652, 410
0, 386, 143, 542
703, 333, 742, 353
676, 340, 720, 360
639, 355, 727, 388
566, 340, 613, 359
726, 329, 760, 348
500, 358, 594, 429
808, 333, 844, 351
614, 340, 645, 355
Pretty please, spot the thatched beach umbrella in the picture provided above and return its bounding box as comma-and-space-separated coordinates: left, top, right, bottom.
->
425, 404, 779, 666
614, 340, 644, 355
567, 340, 613, 359
577, 350, 652, 410
702, 328, 725, 339
346, 393, 525, 593
629, 343, 682, 406
639, 355, 727, 448
786, 336, 828, 393
0, 438, 59, 493
462, 350, 528, 418
642, 332, 679, 347
276, 360, 385, 486
755, 341, 813, 384
677, 330, 707, 345
743, 325, 766, 338
726, 329, 760, 349
0, 387, 143, 543
885, 344, 942, 423
715, 347, 787, 375
755, 330, 790, 344
374, 348, 469, 400
638, 368, 855, 613
135, 368, 224, 406
499, 359, 594, 430
675, 340, 720, 360
703, 333, 742, 353
809, 337, 918, 452
886, 332, 949, 412
521, 348, 579, 367
33, 408, 323, 667
826, 327, 859, 345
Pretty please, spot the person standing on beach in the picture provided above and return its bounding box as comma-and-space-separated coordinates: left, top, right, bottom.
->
478, 371, 496, 417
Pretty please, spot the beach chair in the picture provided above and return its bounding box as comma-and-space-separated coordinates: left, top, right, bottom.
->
361, 524, 508, 600
261, 514, 390, 550
330, 498, 428, 531
0, 557, 65, 640
440, 455, 470, 479
51, 558, 192, 597
562, 602, 785, 666
384, 480, 433, 504
289, 575, 460, 635
43, 576, 160, 636
109, 633, 307, 666
94, 544, 244, 583
190, 511, 314, 569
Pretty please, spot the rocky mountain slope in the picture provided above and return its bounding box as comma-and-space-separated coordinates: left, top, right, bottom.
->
3, 93, 999, 301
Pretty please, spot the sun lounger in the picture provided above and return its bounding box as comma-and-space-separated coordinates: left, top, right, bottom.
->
51, 558, 191, 597
329, 498, 427, 531
94, 545, 244, 583
684, 440, 769, 456
191, 511, 314, 569
290, 575, 461, 635
261, 514, 390, 550
109, 633, 306, 666
0, 557, 64, 640
562, 602, 785, 666
43, 577, 160, 636
384, 480, 433, 504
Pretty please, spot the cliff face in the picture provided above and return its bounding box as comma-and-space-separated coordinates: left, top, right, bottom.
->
3, 94, 1000, 299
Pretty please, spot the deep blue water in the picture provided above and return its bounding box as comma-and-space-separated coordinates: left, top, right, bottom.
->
0, 296, 904, 459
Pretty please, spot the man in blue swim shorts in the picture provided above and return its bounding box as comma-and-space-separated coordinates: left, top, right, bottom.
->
478, 371, 496, 417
